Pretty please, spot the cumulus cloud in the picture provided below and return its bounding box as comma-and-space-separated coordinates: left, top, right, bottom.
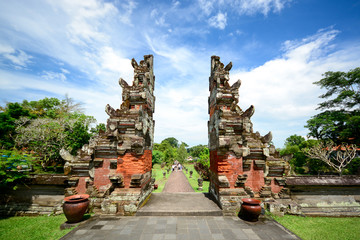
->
208, 12, 227, 30
230, 28, 360, 146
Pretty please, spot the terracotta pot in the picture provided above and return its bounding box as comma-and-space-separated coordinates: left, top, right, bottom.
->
63, 194, 89, 223
239, 198, 262, 221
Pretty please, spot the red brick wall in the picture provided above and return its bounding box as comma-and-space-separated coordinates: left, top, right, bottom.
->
210, 150, 243, 188
116, 149, 152, 187
94, 158, 112, 192
75, 177, 87, 194
244, 161, 264, 192
270, 179, 282, 193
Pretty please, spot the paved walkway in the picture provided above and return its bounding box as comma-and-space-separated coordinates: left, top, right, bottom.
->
61, 170, 300, 239
61, 215, 300, 240
136, 193, 223, 216
162, 171, 194, 193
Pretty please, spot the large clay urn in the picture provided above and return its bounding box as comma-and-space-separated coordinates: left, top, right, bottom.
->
239, 198, 262, 221
63, 194, 89, 223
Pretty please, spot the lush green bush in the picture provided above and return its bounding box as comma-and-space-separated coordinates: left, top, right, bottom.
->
194, 147, 210, 180
0, 150, 35, 189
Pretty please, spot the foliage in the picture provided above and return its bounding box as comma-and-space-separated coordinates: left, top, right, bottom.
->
90, 123, 106, 135
194, 147, 210, 180
187, 144, 208, 158
0, 214, 76, 240
281, 134, 360, 175
15, 113, 95, 161
151, 163, 171, 192
161, 137, 179, 148
152, 150, 164, 165
0, 96, 98, 165
183, 163, 209, 192
305, 67, 360, 145
0, 150, 36, 189
272, 214, 360, 240
0, 103, 34, 149
153, 137, 188, 165
176, 142, 188, 164
303, 141, 357, 175
280, 135, 329, 175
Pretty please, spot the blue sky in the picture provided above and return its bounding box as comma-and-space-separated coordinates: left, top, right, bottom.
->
0, 0, 359, 147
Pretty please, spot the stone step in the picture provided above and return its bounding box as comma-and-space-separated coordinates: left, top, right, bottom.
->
136, 192, 223, 216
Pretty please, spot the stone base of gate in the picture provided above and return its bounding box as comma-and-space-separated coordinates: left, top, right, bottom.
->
210, 183, 249, 216
99, 184, 153, 216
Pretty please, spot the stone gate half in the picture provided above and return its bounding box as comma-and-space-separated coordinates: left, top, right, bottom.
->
208, 56, 290, 215
61, 55, 155, 215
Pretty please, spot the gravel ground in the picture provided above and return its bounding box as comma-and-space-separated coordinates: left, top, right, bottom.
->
162, 171, 195, 193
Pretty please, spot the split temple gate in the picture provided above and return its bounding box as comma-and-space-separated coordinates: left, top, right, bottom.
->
61, 54, 290, 216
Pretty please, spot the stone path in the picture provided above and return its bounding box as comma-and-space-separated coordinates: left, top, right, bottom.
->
136, 193, 223, 216
61, 215, 300, 240
162, 171, 195, 193
61, 170, 300, 240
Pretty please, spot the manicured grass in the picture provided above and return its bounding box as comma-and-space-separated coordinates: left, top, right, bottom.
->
0, 214, 78, 240
183, 163, 209, 193
272, 214, 360, 240
151, 164, 171, 192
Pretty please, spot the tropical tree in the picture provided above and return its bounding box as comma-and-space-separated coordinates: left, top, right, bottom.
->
305, 67, 360, 145
176, 142, 188, 164
304, 141, 358, 175
0, 96, 99, 166
187, 144, 208, 159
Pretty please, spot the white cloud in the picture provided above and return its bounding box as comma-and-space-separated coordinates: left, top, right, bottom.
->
49, 0, 117, 45
230, 28, 360, 146
118, 0, 137, 25
234, 0, 291, 16
41, 71, 67, 82
198, 0, 216, 16
208, 12, 227, 30
198, 0, 291, 17
0, 44, 32, 68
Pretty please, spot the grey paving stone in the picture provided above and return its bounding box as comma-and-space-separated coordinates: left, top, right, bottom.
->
96, 220, 108, 225
210, 227, 222, 234
101, 225, 114, 230
176, 233, 189, 240
164, 233, 177, 240
221, 228, 238, 239
212, 233, 225, 240
61, 216, 300, 240
176, 228, 188, 234
152, 233, 165, 240
74, 229, 87, 235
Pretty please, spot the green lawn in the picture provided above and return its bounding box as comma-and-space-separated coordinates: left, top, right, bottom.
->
151, 164, 172, 192
183, 163, 209, 192
0, 214, 79, 240
272, 214, 360, 240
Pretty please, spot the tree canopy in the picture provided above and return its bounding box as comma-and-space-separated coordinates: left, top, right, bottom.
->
0, 96, 101, 164
305, 67, 360, 145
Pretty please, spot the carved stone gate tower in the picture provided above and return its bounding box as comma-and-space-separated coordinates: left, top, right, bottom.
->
62, 55, 155, 215
208, 56, 290, 215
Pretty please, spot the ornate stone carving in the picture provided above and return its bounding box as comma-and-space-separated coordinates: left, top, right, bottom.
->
61, 55, 155, 216
208, 56, 290, 215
